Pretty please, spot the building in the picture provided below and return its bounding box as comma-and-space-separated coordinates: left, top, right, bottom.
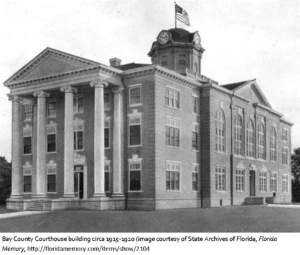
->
4, 28, 293, 211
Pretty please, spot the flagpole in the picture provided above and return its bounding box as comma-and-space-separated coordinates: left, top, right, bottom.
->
174, 2, 177, 28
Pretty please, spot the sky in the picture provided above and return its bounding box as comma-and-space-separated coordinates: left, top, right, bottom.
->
0, 0, 299, 161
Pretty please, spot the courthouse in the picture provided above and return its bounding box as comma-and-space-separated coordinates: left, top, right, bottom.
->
4, 27, 293, 211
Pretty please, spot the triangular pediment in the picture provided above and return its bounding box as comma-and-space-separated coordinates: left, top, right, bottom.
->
4, 48, 100, 85
234, 80, 271, 108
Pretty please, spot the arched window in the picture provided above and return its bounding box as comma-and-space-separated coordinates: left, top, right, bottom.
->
258, 123, 265, 160
270, 127, 277, 161
215, 110, 225, 152
234, 115, 242, 155
247, 120, 254, 158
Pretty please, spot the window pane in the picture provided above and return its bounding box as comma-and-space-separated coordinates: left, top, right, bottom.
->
130, 171, 141, 191
130, 125, 141, 146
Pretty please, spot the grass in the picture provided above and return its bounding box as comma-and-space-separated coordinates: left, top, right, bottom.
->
0, 205, 300, 232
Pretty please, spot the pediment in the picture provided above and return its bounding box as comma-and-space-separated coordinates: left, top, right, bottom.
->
234, 80, 271, 108
4, 48, 100, 85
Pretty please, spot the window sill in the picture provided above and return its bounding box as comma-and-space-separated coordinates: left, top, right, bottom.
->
129, 103, 143, 107
128, 190, 143, 193
47, 152, 57, 154
75, 149, 84, 152
23, 154, 32, 156
128, 145, 142, 148
192, 149, 199, 152
166, 146, 180, 149
166, 105, 181, 111
166, 190, 181, 193
192, 113, 200, 116
216, 151, 227, 155
47, 192, 57, 194
105, 147, 111, 150
47, 116, 56, 119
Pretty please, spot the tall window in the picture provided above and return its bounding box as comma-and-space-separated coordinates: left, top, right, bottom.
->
23, 125, 32, 155
192, 164, 199, 191
258, 123, 265, 160
129, 86, 141, 105
192, 124, 199, 150
104, 120, 110, 148
47, 101, 56, 117
104, 93, 110, 109
129, 162, 141, 191
270, 172, 277, 192
235, 169, 244, 192
165, 88, 180, 109
282, 175, 289, 192
47, 124, 56, 153
23, 164, 32, 193
23, 137, 32, 154
47, 164, 56, 193
234, 115, 242, 155
105, 164, 110, 192
73, 97, 83, 113
74, 120, 84, 151
129, 116, 141, 146
166, 162, 180, 191
247, 120, 254, 158
192, 97, 199, 114
215, 167, 226, 191
282, 147, 288, 165
23, 105, 32, 121
215, 110, 225, 152
282, 128, 288, 142
166, 117, 180, 147
259, 171, 267, 192
270, 128, 277, 162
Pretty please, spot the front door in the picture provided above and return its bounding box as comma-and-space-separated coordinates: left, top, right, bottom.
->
74, 165, 84, 199
249, 170, 256, 196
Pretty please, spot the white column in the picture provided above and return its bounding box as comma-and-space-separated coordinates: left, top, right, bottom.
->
112, 87, 124, 197
9, 95, 22, 198
60, 86, 77, 198
33, 91, 49, 198
90, 80, 107, 197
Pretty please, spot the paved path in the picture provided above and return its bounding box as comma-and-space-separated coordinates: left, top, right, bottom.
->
267, 204, 300, 208
0, 211, 50, 220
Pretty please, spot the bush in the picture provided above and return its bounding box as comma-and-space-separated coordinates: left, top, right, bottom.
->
0, 156, 11, 205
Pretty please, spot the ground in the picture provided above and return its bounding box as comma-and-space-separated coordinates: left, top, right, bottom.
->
0, 205, 300, 232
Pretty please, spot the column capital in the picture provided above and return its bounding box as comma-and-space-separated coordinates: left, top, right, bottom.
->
90, 79, 108, 88
33, 91, 50, 98
112, 86, 124, 94
8, 94, 21, 102
60, 86, 77, 93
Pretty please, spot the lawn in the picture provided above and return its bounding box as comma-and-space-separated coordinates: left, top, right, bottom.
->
0, 205, 299, 232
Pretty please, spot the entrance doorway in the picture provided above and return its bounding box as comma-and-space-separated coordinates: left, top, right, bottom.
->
249, 170, 256, 196
74, 165, 84, 199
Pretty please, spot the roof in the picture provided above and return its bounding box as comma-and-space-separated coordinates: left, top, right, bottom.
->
221, 79, 255, 91
115, 63, 150, 71
168, 28, 194, 43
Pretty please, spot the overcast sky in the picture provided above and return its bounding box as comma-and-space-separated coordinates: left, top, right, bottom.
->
0, 0, 299, 161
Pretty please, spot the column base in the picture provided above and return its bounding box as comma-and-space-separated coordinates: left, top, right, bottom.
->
9, 194, 22, 199
111, 193, 125, 198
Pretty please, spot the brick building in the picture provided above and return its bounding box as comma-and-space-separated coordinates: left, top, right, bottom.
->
4, 28, 292, 211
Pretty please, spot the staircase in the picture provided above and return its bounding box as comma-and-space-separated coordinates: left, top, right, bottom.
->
27, 201, 44, 211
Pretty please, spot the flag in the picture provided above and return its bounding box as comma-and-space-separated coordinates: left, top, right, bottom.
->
175, 4, 190, 26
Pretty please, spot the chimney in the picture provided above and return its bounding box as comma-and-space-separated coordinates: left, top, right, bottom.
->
109, 58, 121, 67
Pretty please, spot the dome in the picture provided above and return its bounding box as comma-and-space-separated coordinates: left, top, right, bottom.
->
168, 28, 199, 44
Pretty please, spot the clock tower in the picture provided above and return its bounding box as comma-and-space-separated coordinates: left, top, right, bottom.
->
148, 28, 205, 77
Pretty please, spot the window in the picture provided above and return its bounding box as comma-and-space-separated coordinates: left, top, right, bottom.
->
74, 120, 84, 150
129, 162, 141, 191
105, 164, 110, 192
166, 162, 180, 191
104, 120, 110, 148
282, 128, 288, 142
216, 167, 226, 191
192, 124, 199, 150
161, 61, 168, 67
129, 87, 141, 105
47, 134, 56, 152
104, 93, 110, 109
192, 164, 199, 191
47, 101, 56, 117
24, 176, 32, 193
235, 169, 244, 192
47, 164, 56, 193
282, 175, 289, 192
270, 128, 277, 162
165, 88, 180, 109
192, 97, 199, 114
270, 172, 277, 192
194, 62, 198, 73
23, 137, 32, 154
234, 115, 243, 156
258, 123, 265, 160
166, 117, 180, 147
73, 97, 83, 113
246, 120, 254, 158
178, 59, 186, 66
282, 147, 288, 165
215, 110, 225, 152
129, 117, 141, 146
259, 172, 267, 192
23, 105, 32, 121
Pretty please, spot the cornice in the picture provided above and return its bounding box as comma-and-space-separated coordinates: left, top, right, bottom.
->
254, 103, 283, 118
280, 117, 294, 126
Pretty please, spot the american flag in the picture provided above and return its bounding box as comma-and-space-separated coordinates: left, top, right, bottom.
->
175, 4, 190, 26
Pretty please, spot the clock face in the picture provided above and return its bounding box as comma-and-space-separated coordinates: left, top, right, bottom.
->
158, 31, 170, 44
193, 33, 200, 45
